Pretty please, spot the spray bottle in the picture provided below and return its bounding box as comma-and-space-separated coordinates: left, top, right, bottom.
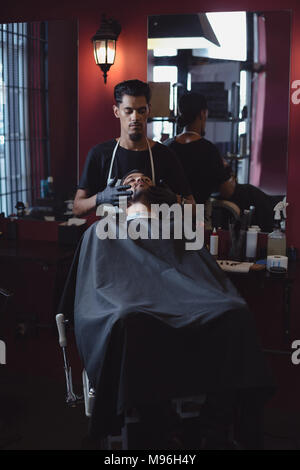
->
267, 197, 288, 256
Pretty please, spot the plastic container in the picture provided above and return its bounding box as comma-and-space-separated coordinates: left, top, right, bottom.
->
40, 179, 48, 198
47, 176, 54, 198
245, 227, 258, 259
267, 198, 288, 257
267, 228, 286, 256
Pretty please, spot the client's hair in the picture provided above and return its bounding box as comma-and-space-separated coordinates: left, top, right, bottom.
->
120, 169, 146, 185
177, 92, 207, 127
114, 80, 151, 105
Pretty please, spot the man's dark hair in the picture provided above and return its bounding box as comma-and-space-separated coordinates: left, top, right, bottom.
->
120, 169, 143, 185
177, 92, 207, 127
114, 79, 151, 105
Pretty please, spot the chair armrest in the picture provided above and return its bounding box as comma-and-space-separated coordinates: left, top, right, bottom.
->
211, 199, 241, 218
0, 287, 13, 298
56, 313, 67, 347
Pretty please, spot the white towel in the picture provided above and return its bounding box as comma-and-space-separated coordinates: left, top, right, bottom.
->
217, 260, 254, 273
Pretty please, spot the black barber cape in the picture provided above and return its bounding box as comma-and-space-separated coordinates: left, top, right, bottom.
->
60, 217, 274, 438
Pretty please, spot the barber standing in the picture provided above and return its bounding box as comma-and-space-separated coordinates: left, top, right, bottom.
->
164, 92, 276, 232
73, 79, 194, 217
164, 92, 235, 204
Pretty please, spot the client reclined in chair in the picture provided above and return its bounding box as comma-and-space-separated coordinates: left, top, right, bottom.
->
59, 170, 274, 450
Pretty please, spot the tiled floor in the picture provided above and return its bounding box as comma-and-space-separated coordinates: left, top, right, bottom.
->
0, 324, 299, 451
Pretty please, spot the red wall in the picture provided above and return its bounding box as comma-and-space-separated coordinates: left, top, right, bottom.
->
1, 0, 300, 250
48, 19, 78, 200
258, 11, 290, 195
77, 1, 300, 253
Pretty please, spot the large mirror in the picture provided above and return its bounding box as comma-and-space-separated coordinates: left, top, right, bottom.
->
147, 11, 290, 202
0, 19, 78, 219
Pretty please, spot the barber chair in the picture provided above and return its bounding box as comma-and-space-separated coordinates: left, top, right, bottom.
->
56, 313, 138, 449
55, 313, 207, 450
0, 287, 13, 365
210, 198, 240, 230
0, 287, 20, 450
56, 314, 85, 408
0, 287, 13, 317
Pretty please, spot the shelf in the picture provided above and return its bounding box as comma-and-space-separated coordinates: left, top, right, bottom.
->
148, 117, 176, 123
207, 117, 247, 123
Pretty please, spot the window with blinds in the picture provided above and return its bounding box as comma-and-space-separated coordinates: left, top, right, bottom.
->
0, 22, 49, 216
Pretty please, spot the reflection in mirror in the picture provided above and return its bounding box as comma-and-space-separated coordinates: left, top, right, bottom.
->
0, 20, 78, 219
147, 11, 290, 212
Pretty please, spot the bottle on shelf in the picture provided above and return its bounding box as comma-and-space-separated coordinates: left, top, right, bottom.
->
47, 176, 54, 198
15, 201, 25, 218
267, 198, 288, 257
245, 226, 259, 260
40, 179, 48, 198
210, 228, 219, 259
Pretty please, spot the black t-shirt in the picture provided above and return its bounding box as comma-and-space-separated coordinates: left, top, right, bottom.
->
164, 137, 230, 203
78, 139, 191, 197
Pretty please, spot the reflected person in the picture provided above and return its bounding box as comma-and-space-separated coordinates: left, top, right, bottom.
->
164, 92, 278, 232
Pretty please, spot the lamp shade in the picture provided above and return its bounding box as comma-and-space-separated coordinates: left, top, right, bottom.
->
91, 15, 121, 83
148, 13, 220, 49
93, 39, 116, 65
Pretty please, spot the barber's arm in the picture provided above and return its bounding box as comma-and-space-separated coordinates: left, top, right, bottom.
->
74, 147, 99, 217
147, 183, 197, 226
219, 159, 236, 199
73, 177, 133, 217
179, 194, 196, 205
73, 189, 97, 217
165, 149, 196, 205
219, 177, 236, 199
147, 181, 195, 206
180, 195, 197, 222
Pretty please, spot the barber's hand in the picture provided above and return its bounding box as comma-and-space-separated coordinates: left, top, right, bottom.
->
147, 180, 178, 206
96, 176, 133, 207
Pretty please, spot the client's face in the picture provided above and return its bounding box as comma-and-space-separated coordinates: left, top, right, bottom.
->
122, 172, 153, 202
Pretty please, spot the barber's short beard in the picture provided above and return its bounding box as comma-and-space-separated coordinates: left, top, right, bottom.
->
129, 132, 143, 142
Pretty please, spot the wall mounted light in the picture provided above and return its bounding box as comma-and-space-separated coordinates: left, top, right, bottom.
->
91, 15, 121, 84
